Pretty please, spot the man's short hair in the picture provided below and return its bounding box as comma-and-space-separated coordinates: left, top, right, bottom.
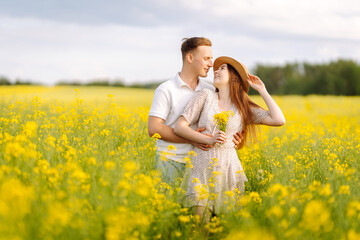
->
181, 37, 212, 60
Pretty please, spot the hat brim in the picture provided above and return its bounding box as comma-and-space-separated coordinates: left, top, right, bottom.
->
213, 56, 249, 93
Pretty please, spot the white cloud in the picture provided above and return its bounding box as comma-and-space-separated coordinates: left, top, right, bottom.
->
0, 16, 184, 84
0, 0, 360, 85
179, 0, 360, 40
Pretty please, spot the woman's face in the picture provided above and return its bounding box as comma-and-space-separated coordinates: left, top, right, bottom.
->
213, 63, 230, 88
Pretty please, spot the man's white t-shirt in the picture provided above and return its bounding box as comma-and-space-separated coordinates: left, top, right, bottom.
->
149, 73, 215, 163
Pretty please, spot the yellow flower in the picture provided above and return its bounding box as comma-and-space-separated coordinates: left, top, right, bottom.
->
225, 229, 275, 240
45, 201, 73, 234
319, 183, 332, 196
167, 145, 176, 151
348, 229, 360, 240
238, 195, 251, 206
225, 190, 234, 198
4, 142, 25, 161
23, 121, 37, 138
192, 178, 200, 184
249, 192, 262, 204
300, 200, 333, 232
0, 178, 34, 218
187, 150, 197, 156
104, 161, 116, 170
266, 205, 283, 219
178, 215, 190, 223
194, 184, 209, 200
151, 133, 161, 139
205, 216, 223, 233
268, 183, 289, 199
134, 174, 154, 197
123, 161, 138, 173
183, 157, 193, 168
213, 110, 234, 131
347, 201, 360, 218
338, 185, 350, 195
87, 157, 97, 166
289, 207, 298, 216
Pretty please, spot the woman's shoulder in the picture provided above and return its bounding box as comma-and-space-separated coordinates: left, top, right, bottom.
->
192, 89, 215, 103
197, 88, 215, 98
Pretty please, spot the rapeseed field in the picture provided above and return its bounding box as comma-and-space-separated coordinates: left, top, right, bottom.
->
0, 86, 359, 240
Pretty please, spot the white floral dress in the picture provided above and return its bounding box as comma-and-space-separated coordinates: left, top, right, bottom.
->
179, 89, 270, 213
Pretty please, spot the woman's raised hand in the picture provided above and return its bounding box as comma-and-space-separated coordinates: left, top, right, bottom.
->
207, 131, 227, 146
247, 74, 266, 92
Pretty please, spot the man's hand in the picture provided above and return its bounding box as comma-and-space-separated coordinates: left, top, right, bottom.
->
192, 127, 213, 151
233, 130, 244, 149
192, 141, 212, 151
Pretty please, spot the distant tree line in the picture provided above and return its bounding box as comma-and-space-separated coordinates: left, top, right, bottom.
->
55, 78, 165, 89
1, 59, 360, 95
0, 77, 164, 89
0, 77, 39, 85
250, 59, 360, 95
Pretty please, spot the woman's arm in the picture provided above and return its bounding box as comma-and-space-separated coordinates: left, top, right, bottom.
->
247, 74, 285, 126
174, 116, 226, 146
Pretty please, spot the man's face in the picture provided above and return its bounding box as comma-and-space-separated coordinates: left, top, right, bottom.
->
191, 46, 213, 78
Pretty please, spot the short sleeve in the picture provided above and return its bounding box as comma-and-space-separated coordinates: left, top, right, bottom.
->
182, 89, 210, 125
148, 88, 170, 120
252, 107, 270, 124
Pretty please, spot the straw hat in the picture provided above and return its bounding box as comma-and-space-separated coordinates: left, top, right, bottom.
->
213, 56, 250, 93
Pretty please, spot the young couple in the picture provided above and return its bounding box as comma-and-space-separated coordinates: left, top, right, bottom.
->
148, 37, 285, 218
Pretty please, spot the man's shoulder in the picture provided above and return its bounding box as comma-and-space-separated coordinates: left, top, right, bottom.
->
155, 77, 176, 92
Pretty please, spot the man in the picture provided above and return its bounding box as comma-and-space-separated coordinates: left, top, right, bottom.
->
148, 37, 242, 185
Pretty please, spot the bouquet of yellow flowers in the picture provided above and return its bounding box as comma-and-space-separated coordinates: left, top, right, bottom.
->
213, 110, 234, 132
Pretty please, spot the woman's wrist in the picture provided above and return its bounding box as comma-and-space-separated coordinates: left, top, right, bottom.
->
258, 87, 268, 96
204, 136, 212, 145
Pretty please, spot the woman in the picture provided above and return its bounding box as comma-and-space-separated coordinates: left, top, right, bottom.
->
174, 56, 285, 221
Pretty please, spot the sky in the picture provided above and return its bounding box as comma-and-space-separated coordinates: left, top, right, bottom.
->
0, 0, 359, 85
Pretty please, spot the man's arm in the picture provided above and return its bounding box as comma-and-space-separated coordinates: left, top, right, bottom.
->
148, 116, 213, 150
148, 116, 191, 143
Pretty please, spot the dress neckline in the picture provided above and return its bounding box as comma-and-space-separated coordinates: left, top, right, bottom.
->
214, 92, 236, 114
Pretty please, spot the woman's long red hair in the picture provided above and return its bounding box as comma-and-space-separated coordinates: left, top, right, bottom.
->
227, 64, 263, 149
